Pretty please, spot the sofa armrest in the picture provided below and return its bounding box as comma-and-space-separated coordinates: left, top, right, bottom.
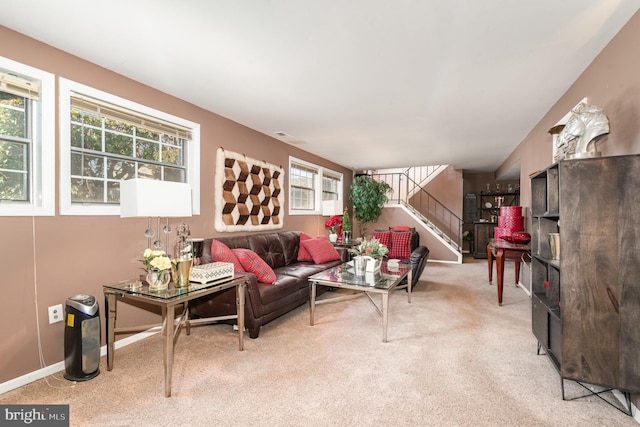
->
408, 245, 429, 287
335, 247, 350, 263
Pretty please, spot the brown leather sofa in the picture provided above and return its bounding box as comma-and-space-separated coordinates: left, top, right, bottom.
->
189, 231, 344, 338
189, 230, 429, 338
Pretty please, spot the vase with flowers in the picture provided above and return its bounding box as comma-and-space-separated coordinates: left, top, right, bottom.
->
325, 215, 343, 243
349, 238, 389, 273
142, 249, 172, 291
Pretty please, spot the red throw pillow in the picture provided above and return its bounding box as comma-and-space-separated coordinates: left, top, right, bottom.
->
391, 225, 412, 232
389, 231, 412, 259
297, 232, 314, 261
211, 239, 245, 273
372, 230, 391, 249
231, 249, 276, 284
301, 237, 341, 264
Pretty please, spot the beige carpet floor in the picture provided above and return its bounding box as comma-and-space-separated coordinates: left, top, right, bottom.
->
1, 257, 637, 426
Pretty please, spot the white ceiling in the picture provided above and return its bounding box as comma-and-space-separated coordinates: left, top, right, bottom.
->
1, 1, 638, 175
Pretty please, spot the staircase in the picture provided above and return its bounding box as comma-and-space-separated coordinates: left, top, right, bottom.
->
372, 167, 463, 256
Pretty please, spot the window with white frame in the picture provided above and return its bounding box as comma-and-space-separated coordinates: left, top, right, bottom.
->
289, 157, 343, 214
0, 57, 55, 216
59, 78, 200, 215
322, 171, 341, 201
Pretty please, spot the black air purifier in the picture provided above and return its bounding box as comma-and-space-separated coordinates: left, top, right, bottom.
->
63, 294, 100, 381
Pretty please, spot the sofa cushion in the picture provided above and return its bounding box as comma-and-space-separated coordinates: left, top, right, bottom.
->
275, 263, 335, 281
232, 248, 276, 284
297, 232, 314, 261
211, 239, 245, 272
247, 233, 287, 269
372, 230, 391, 248
389, 231, 412, 259
301, 237, 341, 264
277, 230, 301, 265
254, 275, 304, 306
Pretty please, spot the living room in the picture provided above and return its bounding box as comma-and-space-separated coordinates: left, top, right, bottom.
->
1, 3, 640, 425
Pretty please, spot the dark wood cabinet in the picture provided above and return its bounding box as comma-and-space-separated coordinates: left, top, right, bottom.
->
530, 155, 640, 402
473, 222, 494, 258
471, 192, 519, 258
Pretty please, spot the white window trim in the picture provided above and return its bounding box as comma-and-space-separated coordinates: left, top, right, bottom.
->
0, 56, 55, 216
59, 78, 200, 216
289, 156, 343, 215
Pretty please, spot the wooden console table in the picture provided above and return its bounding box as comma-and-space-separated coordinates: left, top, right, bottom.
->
487, 239, 530, 305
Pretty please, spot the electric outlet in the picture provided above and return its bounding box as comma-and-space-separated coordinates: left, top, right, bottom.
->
48, 304, 63, 324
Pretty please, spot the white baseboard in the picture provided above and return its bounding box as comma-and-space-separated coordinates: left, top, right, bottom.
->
517, 281, 531, 297
0, 327, 160, 395
612, 390, 640, 423
427, 259, 460, 265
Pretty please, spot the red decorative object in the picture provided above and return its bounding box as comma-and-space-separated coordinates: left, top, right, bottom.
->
498, 216, 524, 230
544, 281, 550, 289
324, 215, 343, 234
512, 231, 531, 244
495, 205, 525, 244
500, 206, 522, 216
494, 227, 511, 241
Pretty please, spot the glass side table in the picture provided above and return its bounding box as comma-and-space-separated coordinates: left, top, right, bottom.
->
103, 275, 246, 397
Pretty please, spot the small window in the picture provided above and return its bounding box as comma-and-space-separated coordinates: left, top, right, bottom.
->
290, 162, 317, 211
289, 157, 342, 215
0, 57, 55, 216
59, 78, 200, 215
322, 171, 341, 201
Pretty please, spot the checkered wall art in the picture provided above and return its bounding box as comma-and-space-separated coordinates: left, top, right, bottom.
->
214, 148, 285, 232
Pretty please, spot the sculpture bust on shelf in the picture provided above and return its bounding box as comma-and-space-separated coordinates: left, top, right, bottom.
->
555, 101, 610, 160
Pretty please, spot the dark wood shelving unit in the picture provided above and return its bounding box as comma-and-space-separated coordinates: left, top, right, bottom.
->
530, 155, 640, 415
472, 191, 520, 258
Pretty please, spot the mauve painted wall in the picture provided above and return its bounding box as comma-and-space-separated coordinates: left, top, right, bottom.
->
497, 10, 640, 215
425, 165, 463, 218
0, 26, 352, 383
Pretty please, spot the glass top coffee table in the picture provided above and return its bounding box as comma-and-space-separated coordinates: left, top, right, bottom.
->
308, 260, 412, 342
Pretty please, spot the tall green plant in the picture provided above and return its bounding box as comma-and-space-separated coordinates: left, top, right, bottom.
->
341, 207, 352, 232
349, 175, 392, 237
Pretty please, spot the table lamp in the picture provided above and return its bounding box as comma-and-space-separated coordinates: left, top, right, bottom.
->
120, 178, 192, 253
322, 200, 343, 216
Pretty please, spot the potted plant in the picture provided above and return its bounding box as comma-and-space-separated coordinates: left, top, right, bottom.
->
341, 207, 352, 242
324, 215, 342, 242
349, 238, 389, 259
349, 237, 389, 273
349, 175, 393, 237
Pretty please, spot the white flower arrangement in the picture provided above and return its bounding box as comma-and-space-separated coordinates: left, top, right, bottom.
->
142, 249, 172, 271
